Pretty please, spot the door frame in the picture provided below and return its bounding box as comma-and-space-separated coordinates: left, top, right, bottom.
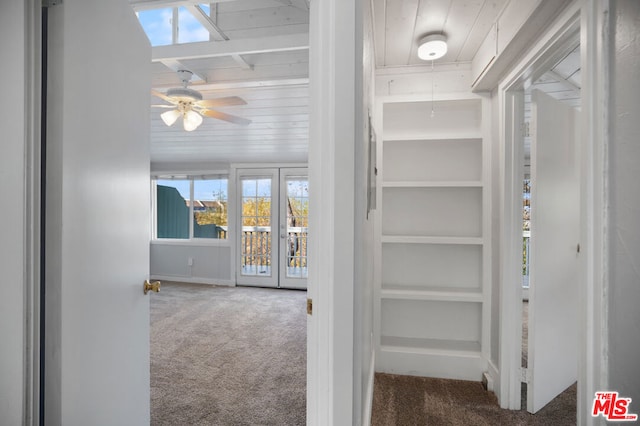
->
279, 168, 309, 290
3, 0, 42, 423
236, 168, 280, 288
499, 2, 581, 409
16, 0, 358, 423
498, 1, 610, 422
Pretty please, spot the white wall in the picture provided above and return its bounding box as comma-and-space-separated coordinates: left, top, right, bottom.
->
353, 0, 376, 423
608, 0, 640, 404
0, 1, 30, 423
376, 63, 476, 97
150, 243, 232, 284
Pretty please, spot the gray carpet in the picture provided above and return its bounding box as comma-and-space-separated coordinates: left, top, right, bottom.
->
372, 300, 577, 425
372, 374, 576, 425
150, 282, 306, 425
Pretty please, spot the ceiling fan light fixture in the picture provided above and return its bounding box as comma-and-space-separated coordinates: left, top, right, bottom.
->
418, 34, 448, 61
183, 110, 203, 132
161, 109, 181, 126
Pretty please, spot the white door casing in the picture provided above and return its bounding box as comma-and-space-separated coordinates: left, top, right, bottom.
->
527, 89, 580, 413
45, 0, 151, 424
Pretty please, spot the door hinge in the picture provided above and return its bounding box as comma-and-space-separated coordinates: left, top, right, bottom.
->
306, 298, 313, 315
43, 0, 62, 7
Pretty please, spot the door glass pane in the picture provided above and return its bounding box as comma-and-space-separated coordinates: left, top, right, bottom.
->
285, 177, 308, 279
241, 178, 272, 276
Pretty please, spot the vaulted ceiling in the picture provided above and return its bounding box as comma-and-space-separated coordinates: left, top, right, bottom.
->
136, 0, 578, 168
131, 0, 310, 166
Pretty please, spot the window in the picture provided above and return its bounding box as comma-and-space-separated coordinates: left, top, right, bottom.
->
192, 178, 228, 239
136, 4, 212, 47
154, 175, 228, 240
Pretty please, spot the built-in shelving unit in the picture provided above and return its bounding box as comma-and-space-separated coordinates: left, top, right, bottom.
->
375, 95, 491, 381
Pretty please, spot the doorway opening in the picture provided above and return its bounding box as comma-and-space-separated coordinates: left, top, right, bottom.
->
516, 36, 581, 413
236, 168, 309, 290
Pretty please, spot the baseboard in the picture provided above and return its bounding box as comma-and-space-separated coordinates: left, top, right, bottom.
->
487, 359, 500, 397
363, 349, 375, 426
150, 275, 235, 287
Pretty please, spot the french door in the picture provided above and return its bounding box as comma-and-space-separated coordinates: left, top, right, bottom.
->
236, 168, 308, 289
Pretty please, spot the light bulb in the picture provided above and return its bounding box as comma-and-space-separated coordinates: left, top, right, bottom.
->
161, 109, 181, 126
183, 110, 203, 132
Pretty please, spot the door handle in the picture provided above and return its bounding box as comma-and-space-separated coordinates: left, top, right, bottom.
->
144, 280, 161, 295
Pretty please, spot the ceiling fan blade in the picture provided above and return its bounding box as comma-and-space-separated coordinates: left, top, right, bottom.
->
195, 96, 247, 108
151, 104, 176, 108
200, 108, 252, 126
151, 89, 177, 104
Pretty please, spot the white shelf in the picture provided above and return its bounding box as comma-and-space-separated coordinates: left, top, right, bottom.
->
383, 180, 482, 188
376, 94, 488, 382
381, 235, 483, 245
380, 286, 483, 302
376, 345, 484, 381
380, 336, 481, 356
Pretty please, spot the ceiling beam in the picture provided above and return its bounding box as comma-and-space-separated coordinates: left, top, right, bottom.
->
184, 4, 254, 70
130, 0, 239, 12
544, 70, 581, 92
153, 77, 309, 91
151, 33, 309, 62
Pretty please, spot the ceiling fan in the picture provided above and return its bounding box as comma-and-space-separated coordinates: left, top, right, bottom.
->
151, 70, 251, 131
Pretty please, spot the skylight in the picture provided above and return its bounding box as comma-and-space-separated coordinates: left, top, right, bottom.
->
136, 4, 212, 47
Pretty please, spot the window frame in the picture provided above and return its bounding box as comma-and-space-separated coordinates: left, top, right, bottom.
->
152, 173, 230, 246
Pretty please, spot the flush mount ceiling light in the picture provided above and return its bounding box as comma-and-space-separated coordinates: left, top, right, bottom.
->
418, 34, 448, 61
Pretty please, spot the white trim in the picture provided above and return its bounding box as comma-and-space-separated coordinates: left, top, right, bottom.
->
497, 1, 581, 410
499, 88, 526, 410
375, 91, 483, 104
150, 275, 235, 287
231, 162, 308, 170
307, 0, 356, 422
363, 349, 375, 426
487, 359, 500, 394
24, 1, 42, 423
578, 1, 609, 424
481, 95, 493, 374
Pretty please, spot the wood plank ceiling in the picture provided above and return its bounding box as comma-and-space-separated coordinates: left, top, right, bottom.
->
139, 0, 570, 166
372, 0, 508, 67
133, 0, 310, 166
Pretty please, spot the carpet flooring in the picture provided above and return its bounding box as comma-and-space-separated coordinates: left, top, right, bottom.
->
371, 374, 577, 425
150, 282, 306, 425
371, 300, 577, 425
